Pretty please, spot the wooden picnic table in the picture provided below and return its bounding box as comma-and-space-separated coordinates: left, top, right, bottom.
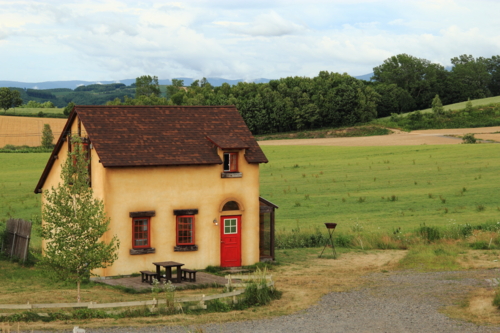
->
152, 261, 184, 283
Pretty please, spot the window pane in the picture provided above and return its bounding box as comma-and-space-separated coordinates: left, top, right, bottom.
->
133, 218, 149, 248
222, 201, 239, 211
229, 153, 237, 171
177, 216, 194, 244
224, 219, 237, 234
223, 153, 230, 171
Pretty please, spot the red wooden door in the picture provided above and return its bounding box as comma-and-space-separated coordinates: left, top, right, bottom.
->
220, 216, 241, 267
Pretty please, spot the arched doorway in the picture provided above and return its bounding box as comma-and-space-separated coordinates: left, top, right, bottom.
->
220, 200, 242, 267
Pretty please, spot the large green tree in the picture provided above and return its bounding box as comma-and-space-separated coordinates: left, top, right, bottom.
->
0, 87, 23, 113
485, 55, 500, 96
135, 75, 160, 98
449, 54, 491, 101
372, 54, 448, 109
40, 137, 119, 302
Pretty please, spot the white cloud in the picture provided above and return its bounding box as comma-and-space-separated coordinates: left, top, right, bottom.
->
1, 0, 500, 82
220, 11, 307, 37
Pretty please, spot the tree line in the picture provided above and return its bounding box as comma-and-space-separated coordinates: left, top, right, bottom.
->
107, 54, 499, 134
1, 53, 499, 135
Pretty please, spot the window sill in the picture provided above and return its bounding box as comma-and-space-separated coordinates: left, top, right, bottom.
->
129, 247, 155, 255
174, 245, 198, 252
221, 172, 242, 178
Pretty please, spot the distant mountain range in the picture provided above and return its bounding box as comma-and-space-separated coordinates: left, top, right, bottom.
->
0, 74, 372, 90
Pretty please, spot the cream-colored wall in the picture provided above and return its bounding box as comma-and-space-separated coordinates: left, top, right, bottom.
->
98, 147, 261, 277
41, 115, 107, 250
41, 114, 262, 277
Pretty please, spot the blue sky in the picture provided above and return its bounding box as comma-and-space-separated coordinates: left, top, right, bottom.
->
1, 0, 499, 82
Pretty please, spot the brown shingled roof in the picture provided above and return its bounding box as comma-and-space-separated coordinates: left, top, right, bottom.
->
206, 135, 250, 150
35, 105, 267, 193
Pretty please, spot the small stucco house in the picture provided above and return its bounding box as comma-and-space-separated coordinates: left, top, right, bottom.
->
35, 105, 277, 277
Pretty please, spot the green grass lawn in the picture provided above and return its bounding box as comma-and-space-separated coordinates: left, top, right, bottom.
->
377, 95, 500, 120
419, 95, 500, 113
0, 153, 48, 247
260, 144, 500, 234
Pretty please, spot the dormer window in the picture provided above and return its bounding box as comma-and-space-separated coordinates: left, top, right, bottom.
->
223, 152, 238, 172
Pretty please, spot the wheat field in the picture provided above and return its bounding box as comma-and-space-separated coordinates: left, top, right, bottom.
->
0, 116, 66, 147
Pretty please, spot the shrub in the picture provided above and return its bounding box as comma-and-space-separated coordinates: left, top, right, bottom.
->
417, 224, 441, 242
462, 133, 477, 144
469, 241, 490, 250
243, 281, 281, 307
207, 299, 231, 312
335, 233, 354, 247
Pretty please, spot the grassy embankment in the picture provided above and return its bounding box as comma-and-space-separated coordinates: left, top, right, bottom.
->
374, 96, 500, 131
1, 107, 66, 118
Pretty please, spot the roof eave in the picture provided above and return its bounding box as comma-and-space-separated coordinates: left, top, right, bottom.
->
34, 108, 77, 194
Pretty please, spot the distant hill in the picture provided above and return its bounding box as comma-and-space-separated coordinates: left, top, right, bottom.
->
0, 77, 272, 90
354, 73, 373, 81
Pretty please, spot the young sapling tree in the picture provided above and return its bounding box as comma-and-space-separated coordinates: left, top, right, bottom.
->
40, 136, 119, 302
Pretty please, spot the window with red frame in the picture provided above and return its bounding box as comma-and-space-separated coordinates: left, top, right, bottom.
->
176, 215, 195, 245
223, 152, 238, 172
132, 217, 150, 248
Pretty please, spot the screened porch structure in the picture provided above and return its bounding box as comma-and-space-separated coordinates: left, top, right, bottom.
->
259, 197, 278, 261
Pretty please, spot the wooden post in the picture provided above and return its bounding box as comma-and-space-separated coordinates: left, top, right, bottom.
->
199, 295, 205, 310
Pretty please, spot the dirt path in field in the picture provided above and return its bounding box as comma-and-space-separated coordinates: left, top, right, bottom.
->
0, 115, 66, 147
258, 126, 500, 146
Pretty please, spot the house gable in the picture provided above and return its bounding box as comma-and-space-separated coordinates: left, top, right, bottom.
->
34, 105, 267, 193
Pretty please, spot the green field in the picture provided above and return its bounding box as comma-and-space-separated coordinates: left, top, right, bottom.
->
260, 144, 500, 233
0, 154, 47, 243
2, 145, 500, 246
2, 107, 65, 115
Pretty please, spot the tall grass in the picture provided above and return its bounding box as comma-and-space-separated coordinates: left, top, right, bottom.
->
275, 221, 500, 251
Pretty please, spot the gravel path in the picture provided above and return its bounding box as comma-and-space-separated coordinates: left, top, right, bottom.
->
63, 269, 500, 333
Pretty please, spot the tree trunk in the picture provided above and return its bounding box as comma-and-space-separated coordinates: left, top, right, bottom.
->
77, 281, 81, 303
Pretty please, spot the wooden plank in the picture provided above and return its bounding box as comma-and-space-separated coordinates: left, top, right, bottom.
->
225, 275, 272, 280
90, 300, 156, 309
204, 289, 244, 301
32, 302, 91, 309
174, 295, 205, 303
0, 304, 32, 310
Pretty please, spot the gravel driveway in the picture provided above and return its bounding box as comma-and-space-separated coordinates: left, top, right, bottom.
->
66, 269, 500, 333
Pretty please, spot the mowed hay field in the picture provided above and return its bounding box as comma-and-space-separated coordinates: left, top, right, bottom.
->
260, 144, 500, 233
1, 144, 500, 246
0, 116, 66, 147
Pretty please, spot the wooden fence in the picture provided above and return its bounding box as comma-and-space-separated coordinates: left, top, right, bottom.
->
0, 275, 274, 313
1, 219, 32, 262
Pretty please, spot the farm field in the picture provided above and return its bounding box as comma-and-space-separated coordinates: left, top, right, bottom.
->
2, 142, 499, 248
0, 153, 48, 246
2, 107, 65, 115
0, 116, 66, 147
260, 144, 500, 233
